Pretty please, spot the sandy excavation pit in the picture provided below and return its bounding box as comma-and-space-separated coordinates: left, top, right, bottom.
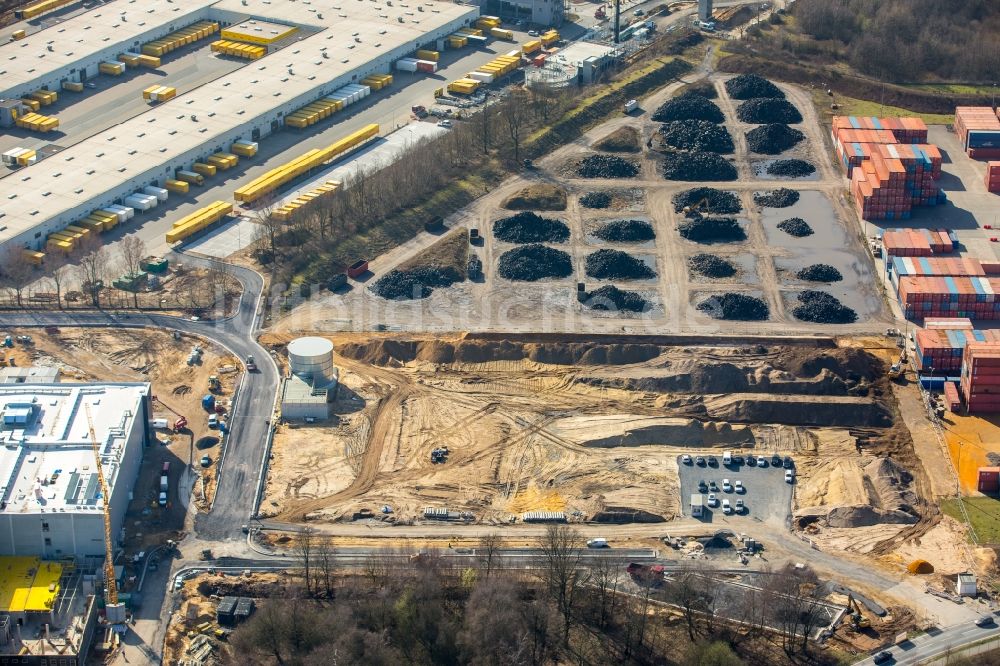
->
261, 335, 920, 528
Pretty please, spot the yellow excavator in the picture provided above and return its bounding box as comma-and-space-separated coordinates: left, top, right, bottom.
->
846, 594, 871, 630
84, 405, 128, 639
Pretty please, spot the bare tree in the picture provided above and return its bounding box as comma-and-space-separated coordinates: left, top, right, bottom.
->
500, 90, 530, 166
48, 256, 71, 310
478, 532, 502, 579
475, 93, 495, 155
538, 525, 587, 645
118, 235, 147, 308
315, 539, 335, 599
0, 249, 36, 308
667, 563, 711, 641
590, 555, 624, 629
294, 528, 314, 597
249, 197, 281, 266
75, 243, 110, 307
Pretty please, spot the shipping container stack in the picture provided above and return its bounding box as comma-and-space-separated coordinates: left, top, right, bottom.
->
896, 276, 1000, 321
914, 327, 1000, 373
961, 344, 1000, 413
954, 107, 1000, 160
986, 161, 1000, 194
881, 228, 953, 257
833, 116, 945, 221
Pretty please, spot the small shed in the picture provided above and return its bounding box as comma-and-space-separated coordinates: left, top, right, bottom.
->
234, 597, 256, 622
690, 493, 704, 518
956, 573, 977, 597
216, 596, 238, 626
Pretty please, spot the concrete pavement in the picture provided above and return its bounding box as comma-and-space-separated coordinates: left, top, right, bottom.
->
853, 618, 1000, 665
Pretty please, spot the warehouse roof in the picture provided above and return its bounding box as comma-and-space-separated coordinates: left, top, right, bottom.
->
0, 557, 62, 613
0, 0, 477, 246
0, 0, 216, 93
0, 383, 149, 516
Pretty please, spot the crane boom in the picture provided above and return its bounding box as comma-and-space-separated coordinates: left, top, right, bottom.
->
84, 404, 117, 606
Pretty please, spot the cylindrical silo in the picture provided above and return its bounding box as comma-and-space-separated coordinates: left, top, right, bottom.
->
287, 337, 336, 387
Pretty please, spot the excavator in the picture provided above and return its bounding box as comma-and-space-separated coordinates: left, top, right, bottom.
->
84, 405, 128, 651
846, 594, 871, 631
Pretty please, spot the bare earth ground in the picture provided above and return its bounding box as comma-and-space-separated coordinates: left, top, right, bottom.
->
274, 75, 893, 337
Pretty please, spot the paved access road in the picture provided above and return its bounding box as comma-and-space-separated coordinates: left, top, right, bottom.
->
2, 253, 277, 542
853, 618, 1000, 665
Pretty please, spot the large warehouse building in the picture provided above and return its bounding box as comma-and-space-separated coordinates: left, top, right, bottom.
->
0, 383, 151, 561
0, 0, 479, 259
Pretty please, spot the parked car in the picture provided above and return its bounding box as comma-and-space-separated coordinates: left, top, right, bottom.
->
586, 538, 609, 548
785, 470, 795, 484
756, 456, 768, 468
200, 455, 212, 468
707, 456, 718, 467
771, 454, 782, 467
735, 499, 745, 513
872, 651, 892, 664
681, 454, 692, 465
976, 615, 995, 627
709, 480, 718, 492
696, 456, 706, 466
722, 479, 733, 492
437, 119, 453, 128
722, 499, 732, 515
783, 456, 795, 469
707, 493, 718, 507
158, 491, 167, 507
734, 480, 744, 493
697, 480, 708, 492
528, 29, 539, 36
747, 456, 757, 467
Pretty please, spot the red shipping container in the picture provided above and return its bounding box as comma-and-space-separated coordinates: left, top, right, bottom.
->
978, 467, 1000, 493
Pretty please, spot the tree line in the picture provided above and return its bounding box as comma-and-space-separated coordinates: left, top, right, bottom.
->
224, 527, 839, 666
789, 0, 1000, 82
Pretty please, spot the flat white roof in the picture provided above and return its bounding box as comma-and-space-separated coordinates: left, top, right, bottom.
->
0, 0, 216, 92
0, 383, 149, 516
0, 0, 477, 246
550, 40, 615, 67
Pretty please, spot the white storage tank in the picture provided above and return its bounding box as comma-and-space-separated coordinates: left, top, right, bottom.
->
288, 336, 337, 387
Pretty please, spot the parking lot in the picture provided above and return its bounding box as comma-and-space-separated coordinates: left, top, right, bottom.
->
676, 453, 795, 526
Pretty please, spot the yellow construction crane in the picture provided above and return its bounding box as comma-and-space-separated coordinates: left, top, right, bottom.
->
84, 404, 126, 627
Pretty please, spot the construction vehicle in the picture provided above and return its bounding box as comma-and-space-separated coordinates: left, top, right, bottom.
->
245, 355, 258, 372
84, 405, 128, 634
151, 395, 188, 431
594, 6, 606, 19
846, 594, 871, 630
626, 562, 665, 587
888, 352, 906, 380
430, 446, 449, 463
208, 375, 221, 391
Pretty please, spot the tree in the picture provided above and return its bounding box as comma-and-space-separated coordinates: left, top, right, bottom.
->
667, 563, 711, 641
458, 579, 530, 666
0, 249, 36, 308
685, 640, 745, 666
478, 532, 502, 579
315, 539, 335, 598
538, 525, 587, 645
250, 197, 281, 266
117, 235, 147, 309
475, 93, 495, 155
295, 528, 314, 597
500, 90, 530, 166
48, 257, 71, 310
590, 555, 624, 629
76, 243, 110, 307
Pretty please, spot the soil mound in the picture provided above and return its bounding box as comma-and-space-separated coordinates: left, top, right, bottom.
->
776, 347, 883, 381
578, 154, 639, 178
585, 249, 656, 280
678, 217, 746, 243
501, 184, 568, 211
689, 253, 737, 278
498, 244, 573, 281
777, 217, 813, 237
792, 290, 858, 324
754, 188, 800, 208
697, 293, 769, 320
659, 119, 734, 153
746, 123, 805, 154
725, 73, 785, 100
592, 508, 666, 523
370, 267, 462, 300
823, 505, 919, 528
582, 285, 650, 313
593, 219, 655, 242
593, 126, 642, 153
493, 212, 570, 244
672, 187, 742, 214
767, 158, 815, 177
706, 396, 891, 428
337, 340, 664, 367
736, 98, 803, 124
580, 191, 612, 209
651, 93, 725, 123
662, 152, 738, 181
797, 264, 843, 282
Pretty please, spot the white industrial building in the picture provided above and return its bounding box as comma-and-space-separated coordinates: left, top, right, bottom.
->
477, 0, 564, 28
280, 337, 338, 421
0, 0, 479, 259
0, 383, 151, 561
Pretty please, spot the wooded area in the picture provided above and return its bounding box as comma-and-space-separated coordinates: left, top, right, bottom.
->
790, 0, 1000, 82
223, 527, 841, 666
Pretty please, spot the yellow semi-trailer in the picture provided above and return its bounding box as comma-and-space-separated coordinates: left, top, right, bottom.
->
192, 162, 217, 177
175, 170, 204, 186
164, 179, 190, 194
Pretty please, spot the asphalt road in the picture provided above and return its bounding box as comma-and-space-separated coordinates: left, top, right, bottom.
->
3, 252, 277, 542
853, 617, 1000, 665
